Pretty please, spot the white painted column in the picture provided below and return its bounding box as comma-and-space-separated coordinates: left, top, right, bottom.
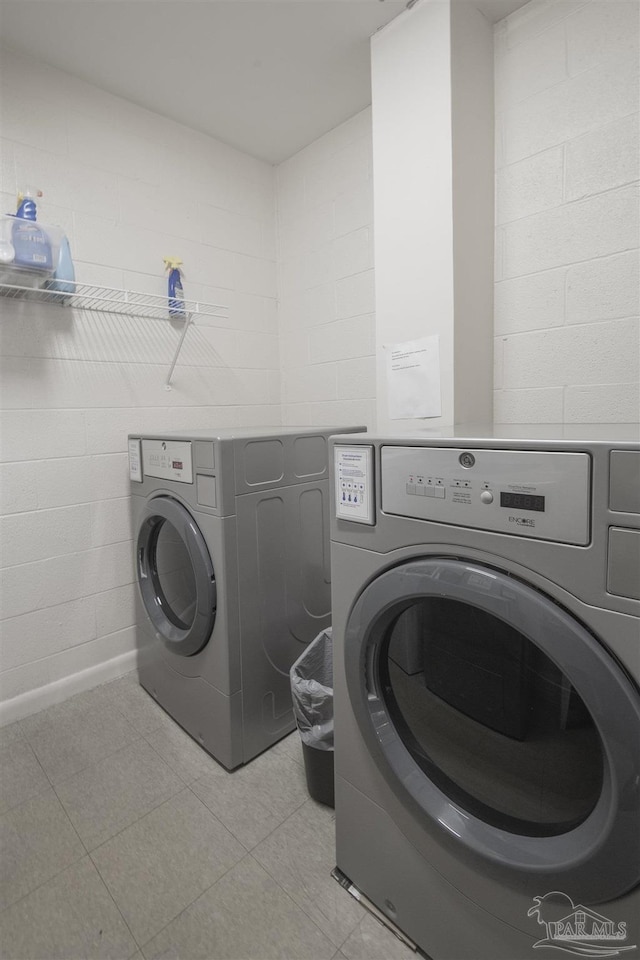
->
372, 0, 494, 434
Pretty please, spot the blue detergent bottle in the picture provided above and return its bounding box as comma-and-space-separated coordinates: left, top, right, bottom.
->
12, 188, 54, 271
45, 233, 76, 302
164, 257, 186, 318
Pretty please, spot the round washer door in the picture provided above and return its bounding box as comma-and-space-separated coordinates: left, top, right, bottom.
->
344, 557, 640, 903
137, 496, 217, 657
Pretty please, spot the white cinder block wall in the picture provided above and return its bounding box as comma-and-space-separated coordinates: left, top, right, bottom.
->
494, 0, 640, 423
276, 109, 376, 430
276, 0, 639, 433
2, 0, 639, 719
0, 48, 279, 720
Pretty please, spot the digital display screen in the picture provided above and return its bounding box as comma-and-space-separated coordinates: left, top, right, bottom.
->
500, 492, 545, 512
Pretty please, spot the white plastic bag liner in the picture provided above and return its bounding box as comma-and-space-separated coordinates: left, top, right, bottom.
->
289, 627, 333, 750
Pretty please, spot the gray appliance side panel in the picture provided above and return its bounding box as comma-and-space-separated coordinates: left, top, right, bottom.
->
608, 527, 640, 601
232, 426, 365, 495
209, 438, 240, 517
236, 479, 332, 763
610, 450, 640, 514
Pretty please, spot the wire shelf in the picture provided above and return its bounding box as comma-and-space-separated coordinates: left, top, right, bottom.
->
0, 280, 230, 387
0, 280, 229, 323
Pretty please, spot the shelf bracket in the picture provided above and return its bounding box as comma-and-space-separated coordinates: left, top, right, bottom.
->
165, 312, 194, 388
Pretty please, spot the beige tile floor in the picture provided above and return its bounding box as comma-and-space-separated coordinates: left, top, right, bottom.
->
0, 673, 416, 960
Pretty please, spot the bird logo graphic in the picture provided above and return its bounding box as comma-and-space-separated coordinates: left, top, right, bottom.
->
528, 891, 636, 957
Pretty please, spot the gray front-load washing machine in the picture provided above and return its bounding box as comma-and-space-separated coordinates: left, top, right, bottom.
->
330, 425, 640, 959
129, 424, 363, 769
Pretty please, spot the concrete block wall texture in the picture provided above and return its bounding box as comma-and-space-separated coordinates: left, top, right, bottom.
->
276, 109, 376, 429
0, 47, 279, 719
494, 0, 640, 423
2, 0, 639, 718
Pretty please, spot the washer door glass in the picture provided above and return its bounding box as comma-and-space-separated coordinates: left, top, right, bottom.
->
137, 496, 217, 656
385, 598, 602, 835
344, 557, 640, 902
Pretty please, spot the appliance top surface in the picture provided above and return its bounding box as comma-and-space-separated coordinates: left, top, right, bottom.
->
331, 423, 640, 446
131, 425, 367, 442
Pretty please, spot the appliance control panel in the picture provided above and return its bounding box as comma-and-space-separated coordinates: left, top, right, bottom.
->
335, 444, 375, 524
141, 439, 193, 484
381, 446, 590, 544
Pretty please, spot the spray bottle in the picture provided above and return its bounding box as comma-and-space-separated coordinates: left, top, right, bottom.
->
163, 257, 186, 319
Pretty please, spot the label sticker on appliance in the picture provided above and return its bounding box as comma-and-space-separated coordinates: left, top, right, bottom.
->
335, 445, 374, 524
128, 439, 143, 482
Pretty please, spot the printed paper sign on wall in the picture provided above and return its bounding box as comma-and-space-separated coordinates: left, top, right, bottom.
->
385, 335, 442, 420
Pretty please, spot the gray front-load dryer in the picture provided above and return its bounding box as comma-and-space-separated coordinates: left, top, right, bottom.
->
330, 425, 640, 959
129, 424, 364, 769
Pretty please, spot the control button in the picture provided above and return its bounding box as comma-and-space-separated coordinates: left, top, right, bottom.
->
406, 483, 416, 496
425, 486, 435, 498
434, 487, 446, 499
480, 490, 493, 504
416, 485, 426, 496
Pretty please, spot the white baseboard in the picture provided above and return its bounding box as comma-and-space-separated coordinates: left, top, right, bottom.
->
0, 649, 139, 727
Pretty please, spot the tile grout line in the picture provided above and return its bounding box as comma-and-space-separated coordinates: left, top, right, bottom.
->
183, 776, 271, 856
22, 703, 144, 793
246, 849, 341, 959
0, 737, 53, 817
83, 767, 236, 949
248, 798, 362, 954
87, 846, 141, 955
21, 693, 208, 949
135, 758, 336, 950
136, 721, 215, 792
0, 765, 89, 918
86, 782, 193, 859
136, 847, 257, 958
77, 769, 187, 854
1, 684, 350, 957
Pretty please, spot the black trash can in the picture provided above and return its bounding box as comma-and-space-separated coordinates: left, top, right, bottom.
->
290, 628, 334, 807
